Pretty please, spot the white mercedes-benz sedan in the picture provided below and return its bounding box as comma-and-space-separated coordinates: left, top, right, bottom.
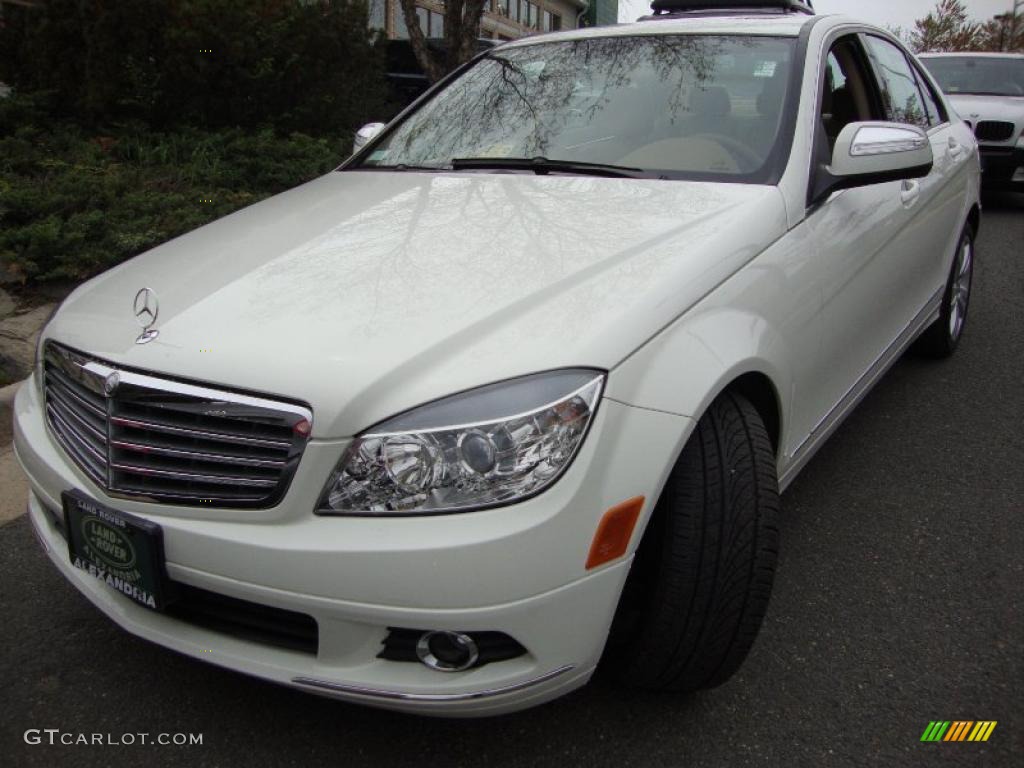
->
13, 0, 980, 716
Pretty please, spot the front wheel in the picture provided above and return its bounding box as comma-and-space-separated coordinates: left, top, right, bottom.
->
604, 392, 779, 692
916, 224, 975, 358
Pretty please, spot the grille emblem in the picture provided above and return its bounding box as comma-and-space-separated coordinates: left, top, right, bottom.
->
103, 372, 120, 396
133, 287, 160, 344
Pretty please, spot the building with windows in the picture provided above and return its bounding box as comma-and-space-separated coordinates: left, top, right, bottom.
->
584, 0, 618, 28
370, 0, 609, 42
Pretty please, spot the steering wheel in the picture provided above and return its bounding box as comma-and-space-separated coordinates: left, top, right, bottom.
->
688, 133, 763, 170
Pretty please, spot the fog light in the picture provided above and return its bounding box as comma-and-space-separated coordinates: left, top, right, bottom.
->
415, 631, 480, 672
379, 627, 527, 667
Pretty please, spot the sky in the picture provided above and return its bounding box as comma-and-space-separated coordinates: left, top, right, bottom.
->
617, 1, 1018, 31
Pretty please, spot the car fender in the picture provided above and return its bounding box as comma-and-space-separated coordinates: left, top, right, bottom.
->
605, 305, 792, 463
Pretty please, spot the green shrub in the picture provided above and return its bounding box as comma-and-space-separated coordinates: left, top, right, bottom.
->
0, 1, 390, 287
0, 100, 349, 282
0, 0, 390, 134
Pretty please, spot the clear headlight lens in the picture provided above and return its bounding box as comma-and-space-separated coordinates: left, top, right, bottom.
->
316, 369, 604, 515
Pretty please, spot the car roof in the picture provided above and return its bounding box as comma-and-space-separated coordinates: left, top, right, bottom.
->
501, 13, 824, 49
919, 52, 1024, 59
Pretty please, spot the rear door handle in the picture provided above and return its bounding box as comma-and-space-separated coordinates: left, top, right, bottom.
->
900, 179, 921, 206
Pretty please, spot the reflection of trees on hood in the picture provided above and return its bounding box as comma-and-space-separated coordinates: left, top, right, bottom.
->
382, 35, 762, 165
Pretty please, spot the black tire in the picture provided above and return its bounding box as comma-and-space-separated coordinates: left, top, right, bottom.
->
915, 224, 975, 358
605, 392, 779, 692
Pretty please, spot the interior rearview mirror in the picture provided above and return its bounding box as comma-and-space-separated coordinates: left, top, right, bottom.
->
352, 122, 386, 156
812, 121, 934, 204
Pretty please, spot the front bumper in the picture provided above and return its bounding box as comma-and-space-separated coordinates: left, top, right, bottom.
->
13, 373, 692, 715
979, 145, 1024, 190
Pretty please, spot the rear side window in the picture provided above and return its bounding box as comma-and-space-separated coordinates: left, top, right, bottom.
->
911, 63, 946, 126
863, 36, 931, 129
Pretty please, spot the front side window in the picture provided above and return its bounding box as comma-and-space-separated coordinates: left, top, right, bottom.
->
821, 38, 877, 150
863, 36, 930, 129
921, 56, 1024, 97
354, 35, 798, 182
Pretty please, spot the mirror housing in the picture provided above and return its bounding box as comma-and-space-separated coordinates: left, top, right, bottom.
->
352, 122, 386, 155
811, 121, 933, 205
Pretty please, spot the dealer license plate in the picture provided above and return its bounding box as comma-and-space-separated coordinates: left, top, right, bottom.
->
63, 490, 170, 610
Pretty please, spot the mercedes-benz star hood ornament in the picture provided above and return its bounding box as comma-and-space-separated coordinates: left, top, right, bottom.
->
133, 287, 160, 344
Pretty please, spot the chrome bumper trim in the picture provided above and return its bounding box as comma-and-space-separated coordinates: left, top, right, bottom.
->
292, 664, 575, 703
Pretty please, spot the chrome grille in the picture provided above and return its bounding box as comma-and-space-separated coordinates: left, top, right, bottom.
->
975, 121, 1015, 142
43, 342, 312, 508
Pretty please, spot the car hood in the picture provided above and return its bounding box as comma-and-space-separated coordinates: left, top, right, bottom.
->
47, 171, 786, 438
945, 94, 1024, 128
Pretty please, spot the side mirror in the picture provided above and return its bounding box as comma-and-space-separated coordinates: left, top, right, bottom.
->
352, 122, 385, 155
812, 121, 934, 204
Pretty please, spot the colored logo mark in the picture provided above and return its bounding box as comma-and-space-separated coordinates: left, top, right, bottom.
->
920, 721, 997, 742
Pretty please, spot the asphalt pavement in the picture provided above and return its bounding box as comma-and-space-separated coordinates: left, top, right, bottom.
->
1, 194, 1021, 768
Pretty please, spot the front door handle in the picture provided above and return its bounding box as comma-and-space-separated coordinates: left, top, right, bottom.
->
948, 136, 963, 158
900, 179, 921, 206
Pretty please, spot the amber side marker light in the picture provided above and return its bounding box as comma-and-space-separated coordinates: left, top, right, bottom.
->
586, 496, 645, 570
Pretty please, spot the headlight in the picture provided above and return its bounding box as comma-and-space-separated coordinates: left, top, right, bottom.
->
316, 369, 604, 515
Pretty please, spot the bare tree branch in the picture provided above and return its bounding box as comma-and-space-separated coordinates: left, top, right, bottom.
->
397, 0, 488, 84
397, 0, 443, 82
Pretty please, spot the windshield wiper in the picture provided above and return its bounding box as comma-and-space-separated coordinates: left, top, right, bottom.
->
451, 156, 647, 178
356, 163, 452, 172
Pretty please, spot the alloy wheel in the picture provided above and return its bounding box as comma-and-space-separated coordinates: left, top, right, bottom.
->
948, 236, 973, 341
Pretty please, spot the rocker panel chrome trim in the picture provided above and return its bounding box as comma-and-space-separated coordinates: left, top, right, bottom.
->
781, 286, 943, 491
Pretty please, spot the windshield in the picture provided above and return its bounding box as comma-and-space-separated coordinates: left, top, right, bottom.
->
921, 56, 1024, 97
353, 35, 798, 182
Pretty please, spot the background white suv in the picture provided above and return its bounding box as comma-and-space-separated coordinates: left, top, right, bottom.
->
14, 0, 980, 715
919, 53, 1024, 192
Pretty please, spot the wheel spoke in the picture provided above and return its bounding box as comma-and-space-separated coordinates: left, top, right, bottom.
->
959, 246, 972, 279
938, 234, 973, 346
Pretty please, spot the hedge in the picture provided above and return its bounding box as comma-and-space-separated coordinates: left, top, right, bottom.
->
0, 96, 349, 282
0, 0, 393, 285
0, 0, 390, 134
